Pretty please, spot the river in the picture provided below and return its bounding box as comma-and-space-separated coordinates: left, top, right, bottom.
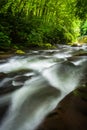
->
0, 44, 87, 130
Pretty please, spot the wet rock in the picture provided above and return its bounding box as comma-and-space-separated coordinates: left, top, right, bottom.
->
12, 75, 31, 86
0, 73, 7, 81
0, 85, 22, 95
67, 56, 86, 62
0, 53, 14, 60
0, 69, 36, 95
73, 50, 87, 56
7, 69, 33, 77
37, 86, 87, 130
0, 104, 10, 122
74, 86, 87, 102
0, 75, 30, 95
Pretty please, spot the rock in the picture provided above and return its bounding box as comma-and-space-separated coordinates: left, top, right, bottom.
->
0, 73, 7, 81
0, 53, 14, 60
73, 50, 87, 56
15, 50, 25, 54
0, 84, 22, 95
0, 104, 9, 122
37, 86, 87, 130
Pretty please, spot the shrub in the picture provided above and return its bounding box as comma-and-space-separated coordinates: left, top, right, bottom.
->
0, 32, 11, 48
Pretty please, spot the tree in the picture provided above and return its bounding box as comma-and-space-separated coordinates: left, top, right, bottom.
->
0, 0, 81, 49
75, 0, 87, 19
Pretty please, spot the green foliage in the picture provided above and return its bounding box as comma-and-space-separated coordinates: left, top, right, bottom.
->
0, 0, 83, 50
75, 0, 87, 38
0, 32, 11, 48
80, 21, 87, 35
75, 0, 87, 19
42, 26, 65, 44
78, 35, 87, 43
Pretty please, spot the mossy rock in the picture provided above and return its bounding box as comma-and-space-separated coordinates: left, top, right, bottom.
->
73, 86, 87, 100
15, 50, 25, 54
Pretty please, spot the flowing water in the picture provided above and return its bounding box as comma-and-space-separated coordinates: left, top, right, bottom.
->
0, 44, 87, 130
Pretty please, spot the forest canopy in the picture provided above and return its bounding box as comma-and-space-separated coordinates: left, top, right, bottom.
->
0, 0, 87, 49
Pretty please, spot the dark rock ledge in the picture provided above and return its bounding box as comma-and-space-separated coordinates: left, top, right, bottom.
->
37, 86, 87, 130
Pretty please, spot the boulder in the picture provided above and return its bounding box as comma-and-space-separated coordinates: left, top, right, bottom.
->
37, 86, 87, 130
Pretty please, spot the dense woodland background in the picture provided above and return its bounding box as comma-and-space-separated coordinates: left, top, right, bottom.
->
0, 0, 87, 50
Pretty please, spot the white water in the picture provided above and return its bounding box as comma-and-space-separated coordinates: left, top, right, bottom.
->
0, 45, 87, 130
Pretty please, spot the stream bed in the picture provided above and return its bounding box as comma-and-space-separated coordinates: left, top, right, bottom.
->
0, 44, 87, 130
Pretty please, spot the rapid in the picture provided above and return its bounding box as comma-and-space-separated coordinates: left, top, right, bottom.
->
0, 44, 87, 130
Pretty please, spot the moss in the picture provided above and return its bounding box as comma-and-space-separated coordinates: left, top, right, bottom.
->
73, 86, 87, 100
15, 50, 25, 54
